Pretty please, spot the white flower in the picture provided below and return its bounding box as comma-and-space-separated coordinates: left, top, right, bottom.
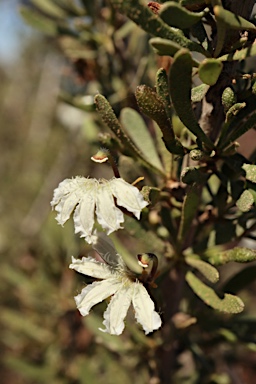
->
51, 176, 148, 243
69, 232, 162, 335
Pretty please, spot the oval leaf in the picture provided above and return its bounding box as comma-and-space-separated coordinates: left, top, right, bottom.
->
109, 0, 207, 54
214, 5, 256, 31
186, 271, 244, 314
20, 6, 58, 35
169, 49, 214, 149
191, 84, 209, 102
208, 247, 256, 266
181, 166, 209, 185
198, 59, 223, 86
30, 0, 67, 18
135, 85, 185, 156
150, 37, 182, 57
185, 257, 219, 283
236, 189, 254, 212
120, 108, 164, 172
95, 94, 165, 175
159, 1, 204, 29
242, 164, 256, 183
178, 185, 201, 243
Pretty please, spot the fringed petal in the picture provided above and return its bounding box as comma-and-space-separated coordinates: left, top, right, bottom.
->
100, 283, 133, 335
110, 178, 148, 220
95, 183, 124, 235
51, 177, 96, 226
132, 283, 161, 334
74, 278, 121, 316
69, 256, 116, 279
73, 189, 96, 241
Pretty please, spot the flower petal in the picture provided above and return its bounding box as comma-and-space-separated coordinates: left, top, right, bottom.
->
51, 177, 96, 228
110, 178, 148, 219
74, 278, 121, 316
73, 188, 96, 242
51, 178, 85, 225
132, 283, 162, 334
69, 256, 116, 279
100, 283, 133, 335
91, 231, 123, 267
95, 183, 124, 235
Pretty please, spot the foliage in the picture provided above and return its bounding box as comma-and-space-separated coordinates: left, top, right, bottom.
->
1, 0, 256, 383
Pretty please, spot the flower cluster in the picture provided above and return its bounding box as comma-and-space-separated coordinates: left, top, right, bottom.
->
51, 175, 161, 335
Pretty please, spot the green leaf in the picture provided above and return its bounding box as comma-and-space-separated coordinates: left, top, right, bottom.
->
95, 94, 131, 147
58, 36, 98, 60
213, 5, 256, 57
191, 84, 209, 102
186, 271, 244, 314
169, 49, 214, 149
135, 85, 172, 136
180, 0, 208, 7
208, 247, 256, 266
135, 85, 185, 155
219, 44, 256, 62
155, 68, 186, 155
120, 108, 164, 172
109, 0, 208, 55
30, 0, 67, 18
252, 80, 256, 95
94, 94, 165, 175
218, 111, 256, 150
249, 188, 256, 203
20, 5, 58, 35
213, 16, 226, 57
236, 189, 254, 212
225, 102, 246, 123
214, 5, 256, 32
124, 216, 166, 257
156, 68, 173, 122
150, 37, 200, 67
190, 20, 209, 50
181, 166, 209, 184
154, 122, 173, 178
242, 164, 256, 183
198, 59, 223, 86
185, 256, 219, 283
178, 184, 201, 243
141, 186, 161, 205
159, 1, 205, 29
150, 37, 183, 57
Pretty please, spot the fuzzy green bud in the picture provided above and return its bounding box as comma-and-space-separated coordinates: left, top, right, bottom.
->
221, 87, 236, 112
136, 85, 185, 155
252, 80, 256, 95
135, 85, 171, 132
189, 149, 204, 161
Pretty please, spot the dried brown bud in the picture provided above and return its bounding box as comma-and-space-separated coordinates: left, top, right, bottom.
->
148, 2, 161, 15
